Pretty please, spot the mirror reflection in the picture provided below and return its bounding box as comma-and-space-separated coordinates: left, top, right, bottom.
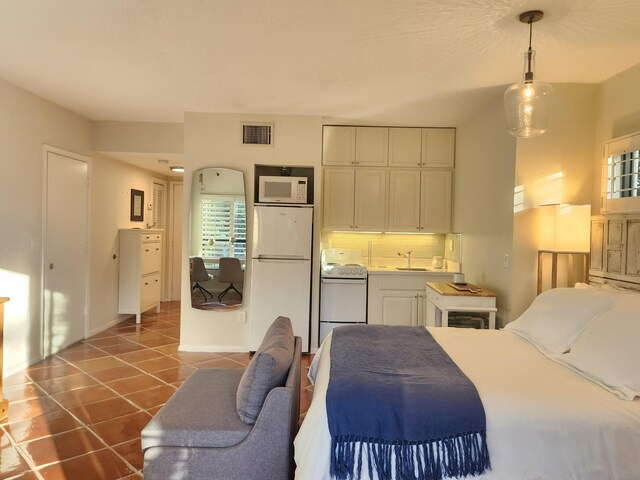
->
190, 168, 246, 310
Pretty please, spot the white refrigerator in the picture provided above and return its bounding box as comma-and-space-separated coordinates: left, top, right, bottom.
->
249, 205, 313, 352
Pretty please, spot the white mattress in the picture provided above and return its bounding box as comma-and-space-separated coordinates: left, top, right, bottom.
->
294, 327, 640, 480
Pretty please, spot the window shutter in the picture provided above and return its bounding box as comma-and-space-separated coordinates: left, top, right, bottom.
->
152, 182, 166, 228
201, 195, 246, 259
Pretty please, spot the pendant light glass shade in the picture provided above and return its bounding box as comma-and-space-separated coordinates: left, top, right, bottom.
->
504, 10, 552, 138
504, 51, 553, 137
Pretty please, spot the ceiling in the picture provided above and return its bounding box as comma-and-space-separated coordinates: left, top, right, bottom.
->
1, 1, 640, 127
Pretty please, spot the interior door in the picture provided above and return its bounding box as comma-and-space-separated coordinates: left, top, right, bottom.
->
44, 149, 89, 356
170, 182, 183, 301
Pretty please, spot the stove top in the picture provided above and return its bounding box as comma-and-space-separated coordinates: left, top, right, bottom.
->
321, 248, 368, 279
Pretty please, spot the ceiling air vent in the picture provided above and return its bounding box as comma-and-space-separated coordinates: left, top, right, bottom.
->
242, 123, 273, 146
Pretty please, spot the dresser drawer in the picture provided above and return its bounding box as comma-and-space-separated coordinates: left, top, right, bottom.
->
141, 241, 162, 275
140, 273, 161, 309
143, 233, 163, 242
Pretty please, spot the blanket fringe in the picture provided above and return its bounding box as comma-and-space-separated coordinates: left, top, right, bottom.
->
330, 431, 490, 480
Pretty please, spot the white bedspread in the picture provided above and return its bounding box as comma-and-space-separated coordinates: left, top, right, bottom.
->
294, 327, 640, 480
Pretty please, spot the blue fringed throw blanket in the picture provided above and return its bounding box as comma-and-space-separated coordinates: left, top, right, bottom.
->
327, 325, 490, 480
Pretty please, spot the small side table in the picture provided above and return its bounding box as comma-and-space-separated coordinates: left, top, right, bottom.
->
426, 283, 497, 329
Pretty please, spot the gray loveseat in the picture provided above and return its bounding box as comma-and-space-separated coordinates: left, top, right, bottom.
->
142, 317, 302, 480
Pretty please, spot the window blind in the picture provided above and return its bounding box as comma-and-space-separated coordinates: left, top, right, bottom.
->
201, 195, 246, 259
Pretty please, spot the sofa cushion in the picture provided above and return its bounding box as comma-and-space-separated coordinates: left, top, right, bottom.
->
236, 316, 294, 424
142, 368, 252, 450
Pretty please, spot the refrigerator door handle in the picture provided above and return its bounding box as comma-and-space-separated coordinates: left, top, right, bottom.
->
256, 255, 306, 260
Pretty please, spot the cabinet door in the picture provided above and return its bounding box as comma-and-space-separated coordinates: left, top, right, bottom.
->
140, 273, 161, 310
141, 241, 162, 276
356, 127, 389, 166
388, 128, 422, 167
387, 169, 421, 232
354, 169, 387, 231
417, 293, 429, 326
421, 128, 455, 167
323, 126, 356, 166
322, 168, 355, 229
378, 290, 418, 326
420, 170, 452, 233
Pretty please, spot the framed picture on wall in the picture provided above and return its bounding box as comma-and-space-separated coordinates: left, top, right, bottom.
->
130, 189, 144, 222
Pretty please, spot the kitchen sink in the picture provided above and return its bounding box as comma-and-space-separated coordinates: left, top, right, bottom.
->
396, 267, 429, 271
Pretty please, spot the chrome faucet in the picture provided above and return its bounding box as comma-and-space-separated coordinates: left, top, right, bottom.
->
398, 250, 412, 269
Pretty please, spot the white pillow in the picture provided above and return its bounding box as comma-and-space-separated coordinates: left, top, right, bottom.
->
557, 304, 640, 400
505, 288, 615, 355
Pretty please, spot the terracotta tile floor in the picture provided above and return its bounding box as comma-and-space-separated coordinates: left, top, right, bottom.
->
0, 302, 315, 479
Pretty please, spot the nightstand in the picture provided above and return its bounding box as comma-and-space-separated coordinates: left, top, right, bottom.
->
425, 282, 497, 329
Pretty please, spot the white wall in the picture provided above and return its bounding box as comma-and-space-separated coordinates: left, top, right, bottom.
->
88, 153, 164, 334
92, 121, 184, 155
511, 84, 597, 319
182, 112, 323, 351
0, 77, 171, 376
0, 78, 92, 375
454, 94, 517, 326
593, 63, 640, 213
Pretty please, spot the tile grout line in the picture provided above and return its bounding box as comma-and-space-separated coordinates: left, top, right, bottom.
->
22, 360, 142, 476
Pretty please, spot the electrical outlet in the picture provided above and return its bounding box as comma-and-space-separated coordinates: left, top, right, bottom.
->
503, 253, 510, 269
237, 310, 247, 323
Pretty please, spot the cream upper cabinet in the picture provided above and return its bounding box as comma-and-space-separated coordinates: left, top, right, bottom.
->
322, 167, 386, 231
420, 170, 452, 233
421, 128, 455, 168
322, 126, 356, 166
388, 128, 422, 167
354, 169, 387, 230
355, 127, 389, 166
387, 169, 452, 232
322, 168, 355, 229
387, 169, 421, 232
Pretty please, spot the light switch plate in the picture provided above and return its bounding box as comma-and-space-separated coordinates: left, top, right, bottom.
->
237, 310, 247, 323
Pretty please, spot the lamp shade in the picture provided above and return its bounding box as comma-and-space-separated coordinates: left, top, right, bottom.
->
538, 204, 591, 253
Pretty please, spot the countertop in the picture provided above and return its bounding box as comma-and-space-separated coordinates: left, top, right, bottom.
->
367, 266, 455, 275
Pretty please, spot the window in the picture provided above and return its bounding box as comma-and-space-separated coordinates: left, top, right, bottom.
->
606, 150, 640, 199
200, 195, 246, 259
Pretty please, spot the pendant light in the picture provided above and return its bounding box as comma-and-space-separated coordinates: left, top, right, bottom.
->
504, 10, 553, 138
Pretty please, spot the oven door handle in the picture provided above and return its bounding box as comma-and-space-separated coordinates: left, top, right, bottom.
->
321, 278, 367, 285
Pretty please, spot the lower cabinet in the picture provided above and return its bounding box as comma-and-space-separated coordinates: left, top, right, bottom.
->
368, 272, 453, 327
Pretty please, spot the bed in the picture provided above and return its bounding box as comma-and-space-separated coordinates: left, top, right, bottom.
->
294, 285, 640, 480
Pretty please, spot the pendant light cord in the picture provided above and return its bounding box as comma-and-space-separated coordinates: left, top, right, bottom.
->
525, 17, 534, 82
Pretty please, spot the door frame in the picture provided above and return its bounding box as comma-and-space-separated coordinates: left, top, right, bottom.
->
168, 180, 183, 301
41, 145, 92, 358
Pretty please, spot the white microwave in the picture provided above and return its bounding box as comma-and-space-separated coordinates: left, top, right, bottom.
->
258, 176, 308, 204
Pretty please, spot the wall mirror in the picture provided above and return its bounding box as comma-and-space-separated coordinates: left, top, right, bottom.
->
189, 168, 246, 310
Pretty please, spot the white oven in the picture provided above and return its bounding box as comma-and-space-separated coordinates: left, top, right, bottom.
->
319, 248, 368, 345
258, 175, 308, 204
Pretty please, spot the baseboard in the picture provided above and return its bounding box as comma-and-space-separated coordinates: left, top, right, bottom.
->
178, 344, 248, 353
87, 316, 129, 337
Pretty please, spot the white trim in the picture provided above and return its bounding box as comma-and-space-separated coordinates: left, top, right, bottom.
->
168, 180, 183, 301
87, 316, 130, 337
178, 344, 248, 353
41, 145, 92, 358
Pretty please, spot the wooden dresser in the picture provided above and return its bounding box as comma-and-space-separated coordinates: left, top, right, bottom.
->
118, 229, 163, 323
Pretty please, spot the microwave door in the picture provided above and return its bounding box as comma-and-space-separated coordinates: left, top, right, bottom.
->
263, 180, 292, 202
